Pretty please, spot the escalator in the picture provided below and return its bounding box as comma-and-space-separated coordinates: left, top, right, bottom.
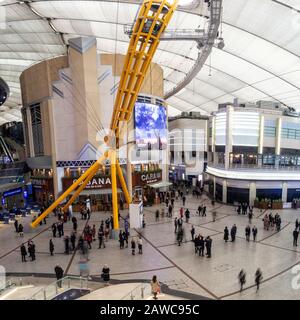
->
0, 136, 13, 163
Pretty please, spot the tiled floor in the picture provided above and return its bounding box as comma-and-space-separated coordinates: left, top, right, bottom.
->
1, 194, 300, 300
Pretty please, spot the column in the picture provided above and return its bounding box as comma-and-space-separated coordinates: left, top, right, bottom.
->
213, 176, 216, 199
258, 115, 264, 168
275, 118, 282, 168
249, 182, 256, 206
211, 117, 215, 153
225, 106, 233, 170
222, 180, 227, 204
282, 182, 288, 203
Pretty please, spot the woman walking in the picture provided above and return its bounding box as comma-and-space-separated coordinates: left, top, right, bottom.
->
150, 275, 160, 300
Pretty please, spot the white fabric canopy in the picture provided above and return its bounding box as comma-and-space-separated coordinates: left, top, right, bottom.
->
0, 0, 300, 122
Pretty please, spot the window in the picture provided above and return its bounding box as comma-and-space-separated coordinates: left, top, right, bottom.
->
21, 108, 30, 157
30, 103, 44, 157
264, 126, 276, 137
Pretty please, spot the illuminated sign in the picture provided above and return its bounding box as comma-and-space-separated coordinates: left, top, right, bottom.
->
3, 187, 22, 198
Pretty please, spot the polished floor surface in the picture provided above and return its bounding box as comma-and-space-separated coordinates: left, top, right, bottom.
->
1, 194, 300, 300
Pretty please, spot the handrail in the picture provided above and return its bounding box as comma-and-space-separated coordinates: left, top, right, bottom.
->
120, 283, 153, 300
29, 276, 89, 300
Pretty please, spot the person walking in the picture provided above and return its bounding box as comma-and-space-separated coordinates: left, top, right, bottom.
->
98, 228, 105, 249
138, 236, 143, 254
49, 239, 54, 256
155, 210, 159, 222
64, 235, 70, 254
185, 208, 190, 223
70, 232, 76, 251
255, 268, 263, 291
20, 243, 27, 262
150, 275, 160, 300
198, 205, 202, 216
54, 265, 64, 288
252, 226, 258, 242
191, 225, 195, 241
177, 227, 183, 246
174, 217, 178, 233
205, 236, 212, 258
199, 236, 205, 257
238, 269, 246, 292
224, 226, 229, 243
18, 224, 24, 237
231, 224, 237, 242
101, 264, 110, 285
92, 225, 96, 241
212, 211, 217, 222
14, 219, 18, 233
293, 228, 299, 246
245, 225, 251, 242
119, 230, 124, 249
52, 223, 57, 238
202, 206, 207, 217
182, 196, 186, 207
248, 211, 253, 224
131, 238, 136, 255
123, 231, 129, 248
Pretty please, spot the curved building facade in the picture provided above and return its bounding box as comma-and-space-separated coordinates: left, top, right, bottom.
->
206, 102, 300, 206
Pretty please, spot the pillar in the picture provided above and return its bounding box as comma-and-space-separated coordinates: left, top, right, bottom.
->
222, 180, 227, 204
258, 115, 264, 167
213, 176, 216, 199
282, 182, 288, 203
225, 106, 233, 170
275, 118, 282, 168
249, 182, 256, 206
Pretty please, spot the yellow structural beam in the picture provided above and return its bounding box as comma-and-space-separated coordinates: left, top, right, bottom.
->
110, 150, 119, 230
110, 0, 178, 144
31, 153, 107, 228
116, 161, 132, 204
62, 163, 101, 212
31, 1, 178, 229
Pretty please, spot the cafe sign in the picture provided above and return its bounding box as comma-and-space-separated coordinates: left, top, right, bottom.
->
132, 170, 162, 186
62, 176, 114, 191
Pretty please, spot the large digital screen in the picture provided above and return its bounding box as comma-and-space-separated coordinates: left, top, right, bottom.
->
135, 102, 167, 150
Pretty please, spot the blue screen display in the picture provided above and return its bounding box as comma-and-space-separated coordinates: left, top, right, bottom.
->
134, 102, 167, 150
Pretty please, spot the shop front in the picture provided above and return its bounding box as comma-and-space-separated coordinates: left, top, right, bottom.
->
62, 175, 123, 212
31, 177, 54, 205
132, 169, 163, 206
0, 185, 26, 210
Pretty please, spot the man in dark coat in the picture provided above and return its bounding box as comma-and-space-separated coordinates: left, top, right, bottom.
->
231, 224, 237, 242
205, 236, 212, 258
293, 229, 299, 246
49, 239, 54, 256
54, 265, 64, 288
52, 223, 57, 238
20, 243, 27, 262
14, 219, 18, 233
190, 225, 195, 241
199, 236, 205, 256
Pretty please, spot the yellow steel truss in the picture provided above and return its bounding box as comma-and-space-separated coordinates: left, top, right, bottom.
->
31, 0, 178, 229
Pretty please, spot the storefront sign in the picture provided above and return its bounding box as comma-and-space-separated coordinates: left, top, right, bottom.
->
132, 170, 162, 186
62, 176, 115, 191
3, 187, 22, 198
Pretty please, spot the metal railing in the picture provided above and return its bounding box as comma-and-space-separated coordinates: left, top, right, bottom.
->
29, 276, 89, 300
120, 283, 153, 300
0, 279, 18, 296
209, 163, 300, 171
